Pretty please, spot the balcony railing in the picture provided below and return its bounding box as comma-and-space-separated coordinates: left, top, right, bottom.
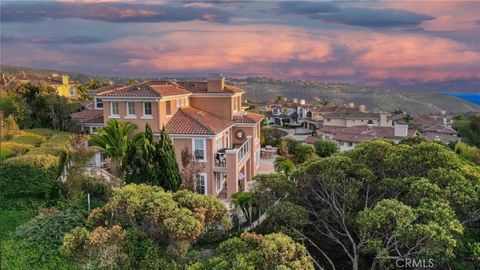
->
238, 139, 249, 162
214, 138, 250, 168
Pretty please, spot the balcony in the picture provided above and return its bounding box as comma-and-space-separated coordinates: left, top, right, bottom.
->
214, 139, 250, 169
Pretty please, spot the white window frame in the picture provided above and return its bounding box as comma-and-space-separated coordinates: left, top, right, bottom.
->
197, 173, 208, 195
176, 99, 180, 108
109, 102, 120, 118
94, 97, 103, 109
69, 87, 76, 97
233, 97, 238, 111
215, 172, 225, 193
142, 102, 153, 119
192, 138, 207, 162
126, 102, 136, 119
216, 136, 223, 152
166, 100, 172, 116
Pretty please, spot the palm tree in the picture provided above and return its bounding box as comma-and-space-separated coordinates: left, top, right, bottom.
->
274, 156, 296, 176
90, 119, 143, 177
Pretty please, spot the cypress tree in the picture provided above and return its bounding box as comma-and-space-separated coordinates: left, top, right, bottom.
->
125, 123, 156, 184
156, 126, 181, 191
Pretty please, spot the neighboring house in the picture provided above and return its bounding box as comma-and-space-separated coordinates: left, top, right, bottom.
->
265, 98, 309, 127
7, 72, 78, 98
72, 76, 264, 200
318, 124, 416, 151
262, 98, 374, 130
323, 111, 392, 128
411, 112, 460, 144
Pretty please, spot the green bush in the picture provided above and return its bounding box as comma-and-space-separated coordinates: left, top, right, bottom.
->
14, 208, 86, 250
0, 142, 35, 155
9, 132, 46, 146
27, 145, 69, 167
0, 154, 63, 201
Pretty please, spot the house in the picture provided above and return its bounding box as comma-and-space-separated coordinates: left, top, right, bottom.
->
7, 72, 78, 98
410, 112, 460, 144
318, 124, 416, 151
322, 111, 392, 128
265, 98, 309, 127
72, 75, 264, 200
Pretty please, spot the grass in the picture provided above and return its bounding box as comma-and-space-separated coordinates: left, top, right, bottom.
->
9, 132, 46, 147
0, 147, 14, 160
0, 210, 36, 240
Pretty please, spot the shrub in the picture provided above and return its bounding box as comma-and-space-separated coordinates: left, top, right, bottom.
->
0, 141, 35, 155
0, 210, 36, 240
314, 140, 339, 157
14, 208, 86, 251
9, 132, 46, 146
0, 154, 63, 201
26, 145, 69, 166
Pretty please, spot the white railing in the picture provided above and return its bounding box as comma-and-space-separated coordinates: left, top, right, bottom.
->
238, 139, 249, 162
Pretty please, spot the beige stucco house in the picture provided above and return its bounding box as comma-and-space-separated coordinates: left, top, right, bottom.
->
72, 76, 263, 200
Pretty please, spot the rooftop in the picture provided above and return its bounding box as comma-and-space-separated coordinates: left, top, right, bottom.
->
166, 107, 234, 135
71, 109, 104, 124
97, 82, 191, 98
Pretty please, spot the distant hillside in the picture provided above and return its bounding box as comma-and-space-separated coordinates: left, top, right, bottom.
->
232, 78, 480, 114
2, 66, 478, 114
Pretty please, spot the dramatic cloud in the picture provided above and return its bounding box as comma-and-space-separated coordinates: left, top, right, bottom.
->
311, 7, 434, 28
1, 1, 479, 91
0, 1, 231, 23
278, 1, 339, 14
1, 35, 103, 44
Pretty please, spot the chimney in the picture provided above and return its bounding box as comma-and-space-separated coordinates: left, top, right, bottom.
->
394, 124, 408, 137
379, 112, 389, 127
207, 73, 225, 92
300, 99, 306, 105
359, 105, 366, 112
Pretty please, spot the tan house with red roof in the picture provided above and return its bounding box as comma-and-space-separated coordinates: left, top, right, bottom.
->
318, 124, 416, 151
72, 75, 263, 200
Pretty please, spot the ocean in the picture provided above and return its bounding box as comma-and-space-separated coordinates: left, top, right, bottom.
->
449, 93, 480, 105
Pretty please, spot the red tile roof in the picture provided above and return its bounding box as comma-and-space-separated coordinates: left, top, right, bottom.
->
166, 107, 233, 135
98, 82, 191, 97
305, 136, 321, 145
328, 125, 416, 143
233, 112, 264, 123
71, 110, 104, 124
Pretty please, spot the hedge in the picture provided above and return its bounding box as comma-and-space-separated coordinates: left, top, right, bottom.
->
26, 145, 69, 167
0, 154, 63, 200
9, 132, 46, 147
0, 142, 35, 155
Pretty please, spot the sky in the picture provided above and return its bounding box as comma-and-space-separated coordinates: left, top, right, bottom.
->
1, 0, 480, 92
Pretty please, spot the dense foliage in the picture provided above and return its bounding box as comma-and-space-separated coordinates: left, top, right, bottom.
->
252, 140, 480, 270
0, 82, 81, 130
188, 232, 315, 270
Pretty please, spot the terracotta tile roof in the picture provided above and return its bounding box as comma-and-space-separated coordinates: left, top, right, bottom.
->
98, 82, 191, 97
88, 84, 127, 95
423, 124, 457, 135
166, 107, 233, 135
71, 110, 104, 124
324, 111, 387, 120
233, 112, 264, 123
328, 125, 416, 143
175, 81, 244, 94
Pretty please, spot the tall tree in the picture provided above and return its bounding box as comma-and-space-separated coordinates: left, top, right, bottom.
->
274, 156, 295, 176
156, 126, 181, 191
90, 120, 143, 177
125, 123, 157, 185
